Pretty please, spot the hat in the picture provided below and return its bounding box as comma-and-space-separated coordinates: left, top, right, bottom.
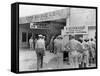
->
57, 35, 63, 39
38, 34, 43, 37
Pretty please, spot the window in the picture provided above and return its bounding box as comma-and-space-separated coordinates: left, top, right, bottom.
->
22, 32, 27, 42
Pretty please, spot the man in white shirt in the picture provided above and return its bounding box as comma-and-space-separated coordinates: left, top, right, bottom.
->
29, 37, 34, 49
35, 34, 45, 70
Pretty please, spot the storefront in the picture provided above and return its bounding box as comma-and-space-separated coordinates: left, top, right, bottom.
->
19, 7, 96, 48
19, 21, 65, 48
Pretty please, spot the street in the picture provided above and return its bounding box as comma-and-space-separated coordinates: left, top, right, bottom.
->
19, 49, 96, 71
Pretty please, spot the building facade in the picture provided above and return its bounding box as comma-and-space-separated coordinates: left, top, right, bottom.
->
19, 7, 96, 48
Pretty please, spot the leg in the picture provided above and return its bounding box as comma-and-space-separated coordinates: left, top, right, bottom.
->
37, 51, 41, 70
40, 54, 43, 68
37, 53, 40, 70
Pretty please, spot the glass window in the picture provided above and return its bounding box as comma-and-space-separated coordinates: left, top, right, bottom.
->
22, 32, 27, 42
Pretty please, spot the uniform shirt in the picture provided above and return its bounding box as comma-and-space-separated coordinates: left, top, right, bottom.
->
54, 38, 62, 52
35, 39, 45, 50
67, 39, 82, 52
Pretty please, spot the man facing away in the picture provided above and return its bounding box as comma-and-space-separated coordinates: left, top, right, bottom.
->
35, 34, 45, 70
54, 35, 63, 69
66, 35, 82, 68
82, 39, 90, 67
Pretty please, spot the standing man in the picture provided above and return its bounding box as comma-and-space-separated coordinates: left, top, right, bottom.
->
35, 34, 45, 70
49, 36, 55, 53
54, 35, 63, 69
82, 39, 90, 67
29, 37, 34, 49
66, 35, 82, 68
89, 38, 96, 64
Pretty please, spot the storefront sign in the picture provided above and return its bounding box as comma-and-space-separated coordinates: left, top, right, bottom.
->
65, 25, 88, 35
30, 23, 37, 29
30, 23, 48, 29
19, 8, 69, 24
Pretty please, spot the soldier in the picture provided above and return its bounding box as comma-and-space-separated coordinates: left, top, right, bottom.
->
54, 35, 63, 69
82, 39, 90, 67
35, 34, 45, 70
66, 35, 82, 68
89, 38, 96, 64
77, 37, 84, 68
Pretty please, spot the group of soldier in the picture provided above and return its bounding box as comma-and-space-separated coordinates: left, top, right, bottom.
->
29, 34, 96, 70
49, 35, 96, 68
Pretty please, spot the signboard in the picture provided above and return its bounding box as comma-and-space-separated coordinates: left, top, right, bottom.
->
30, 23, 48, 29
19, 8, 69, 24
64, 25, 88, 35
30, 23, 37, 29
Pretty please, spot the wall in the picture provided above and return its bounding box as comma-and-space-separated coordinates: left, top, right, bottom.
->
70, 8, 96, 26
69, 8, 96, 39
88, 26, 96, 39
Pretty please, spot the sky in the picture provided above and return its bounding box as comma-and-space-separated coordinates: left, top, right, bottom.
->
19, 5, 66, 17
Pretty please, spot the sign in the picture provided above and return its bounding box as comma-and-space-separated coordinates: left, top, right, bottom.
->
19, 8, 69, 24
64, 25, 88, 35
30, 23, 37, 29
30, 23, 48, 29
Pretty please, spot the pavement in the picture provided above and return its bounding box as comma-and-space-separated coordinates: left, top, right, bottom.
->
19, 48, 96, 71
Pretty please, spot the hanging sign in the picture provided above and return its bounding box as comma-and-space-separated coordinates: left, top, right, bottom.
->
30, 23, 48, 29
65, 25, 88, 35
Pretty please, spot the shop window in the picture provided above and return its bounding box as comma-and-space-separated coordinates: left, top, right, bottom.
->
22, 32, 27, 42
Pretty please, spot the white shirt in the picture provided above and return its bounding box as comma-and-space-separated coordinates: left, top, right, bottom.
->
29, 38, 33, 43
35, 39, 45, 50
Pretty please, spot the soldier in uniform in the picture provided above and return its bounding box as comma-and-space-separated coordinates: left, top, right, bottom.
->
82, 39, 90, 67
54, 35, 63, 69
66, 35, 82, 68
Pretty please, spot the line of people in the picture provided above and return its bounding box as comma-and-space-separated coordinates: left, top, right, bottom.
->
48, 35, 96, 68
64, 35, 96, 68
31, 34, 96, 70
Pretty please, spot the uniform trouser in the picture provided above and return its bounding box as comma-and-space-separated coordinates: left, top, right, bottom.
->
56, 52, 63, 69
78, 53, 83, 68
83, 50, 89, 67
70, 51, 79, 68
63, 51, 69, 62
36, 48, 44, 70
89, 49, 95, 64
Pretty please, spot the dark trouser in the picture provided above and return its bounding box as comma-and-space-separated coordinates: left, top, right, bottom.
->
36, 48, 44, 70
63, 51, 69, 62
